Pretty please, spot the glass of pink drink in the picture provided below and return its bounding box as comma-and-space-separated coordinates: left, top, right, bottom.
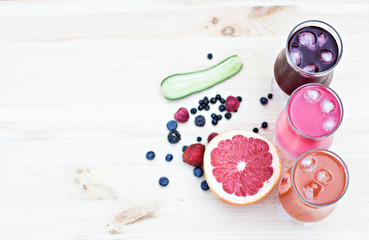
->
274, 83, 343, 164
276, 149, 349, 227
272, 20, 343, 102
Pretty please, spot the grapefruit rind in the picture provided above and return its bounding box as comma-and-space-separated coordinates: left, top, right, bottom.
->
204, 129, 281, 205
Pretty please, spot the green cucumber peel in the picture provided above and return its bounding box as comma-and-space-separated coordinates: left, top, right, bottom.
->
161, 55, 243, 100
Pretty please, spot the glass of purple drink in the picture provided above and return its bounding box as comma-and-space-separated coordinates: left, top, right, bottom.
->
272, 20, 343, 101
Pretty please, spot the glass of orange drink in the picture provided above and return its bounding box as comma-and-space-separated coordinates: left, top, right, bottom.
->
276, 149, 349, 227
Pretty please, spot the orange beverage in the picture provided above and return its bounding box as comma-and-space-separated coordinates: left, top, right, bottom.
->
277, 149, 349, 226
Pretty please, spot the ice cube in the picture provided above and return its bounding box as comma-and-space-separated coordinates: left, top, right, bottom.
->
322, 117, 337, 132
318, 33, 326, 48
302, 64, 319, 73
321, 99, 336, 114
304, 89, 322, 103
302, 180, 322, 200
298, 31, 317, 51
299, 157, 317, 173
289, 49, 302, 66
316, 169, 332, 185
319, 50, 334, 64
298, 31, 316, 46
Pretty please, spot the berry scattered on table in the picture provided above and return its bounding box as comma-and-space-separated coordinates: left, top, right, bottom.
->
190, 108, 197, 114
165, 154, 173, 162
195, 115, 206, 127
268, 93, 273, 99
219, 105, 225, 112
193, 167, 204, 178
204, 105, 210, 111
225, 95, 240, 112
236, 96, 242, 102
174, 107, 189, 123
197, 136, 202, 142
166, 120, 178, 131
168, 130, 181, 144
146, 151, 155, 160
210, 97, 217, 104
182, 145, 188, 152
159, 177, 169, 187
220, 98, 226, 104
201, 180, 209, 191
215, 94, 221, 100
211, 119, 218, 125
261, 121, 268, 128
225, 112, 232, 119
253, 127, 259, 133
211, 113, 217, 119
182, 143, 205, 167
207, 53, 213, 60
217, 115, 222, 120
207, 132, 218, 143
260, 97, 268, 105
198, 105, 203, 111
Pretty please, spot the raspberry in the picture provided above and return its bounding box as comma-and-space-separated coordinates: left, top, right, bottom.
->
174, 108, 189, 123
207, 132, 218, 143
225, 96, 240, 112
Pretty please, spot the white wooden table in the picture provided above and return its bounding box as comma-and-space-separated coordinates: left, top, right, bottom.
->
0, 1, 368, 239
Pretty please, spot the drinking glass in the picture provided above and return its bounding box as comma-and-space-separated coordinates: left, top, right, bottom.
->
274, 83, 343, 166
276, 149, 349, 227
272, 20, 343, 102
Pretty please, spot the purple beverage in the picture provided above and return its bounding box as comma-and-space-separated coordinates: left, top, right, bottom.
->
273, 20, 343, 96
288, 26, 338, 73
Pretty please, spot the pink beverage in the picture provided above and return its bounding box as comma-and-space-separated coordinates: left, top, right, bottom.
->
277, 149, 349, 225
274, 83, 343, 160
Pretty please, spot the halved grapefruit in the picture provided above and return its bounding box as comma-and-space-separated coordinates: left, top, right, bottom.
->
204, 129, 281, 205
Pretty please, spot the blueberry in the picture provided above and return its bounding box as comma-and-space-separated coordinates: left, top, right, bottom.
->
198, 105, 203, 111
253, 127, 259, 133
268, 93, 273, 99
234, 109, 238, 112
225, 112, 232, 119
167, 130, 181, 144
190, 108, 197, 114
197, 136, 202, 142
215, 94, 221, 100
195, 115, 206, 127
219, 105, 225, 112
182, 145, 188, 152
201, 180, 209, 190
166, 120, 178, 131
165, 154, 173, 162
217, 115, 222, 120
210, 98, 217, 104
261, 121, 268, 128
220, 98, 225, 104
260, 97, 268, 105
211, 113, 217, 119
204, 105, 210, 111
193, 167, 204, 178
146, 151, 155, 160
212, 119, 218, 125
237, 96, 242, 102
207, 53, 213, 60
203, 97, 209, 105
199, 100, 203, 105
159, 177, 169, 187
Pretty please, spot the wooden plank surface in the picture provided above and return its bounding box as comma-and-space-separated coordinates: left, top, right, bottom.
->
0, 0, 368, 239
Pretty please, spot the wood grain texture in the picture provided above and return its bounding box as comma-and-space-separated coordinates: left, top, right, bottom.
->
0, 0, 369, 239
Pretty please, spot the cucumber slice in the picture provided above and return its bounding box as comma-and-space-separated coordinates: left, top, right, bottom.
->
161, 55, 243, 100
